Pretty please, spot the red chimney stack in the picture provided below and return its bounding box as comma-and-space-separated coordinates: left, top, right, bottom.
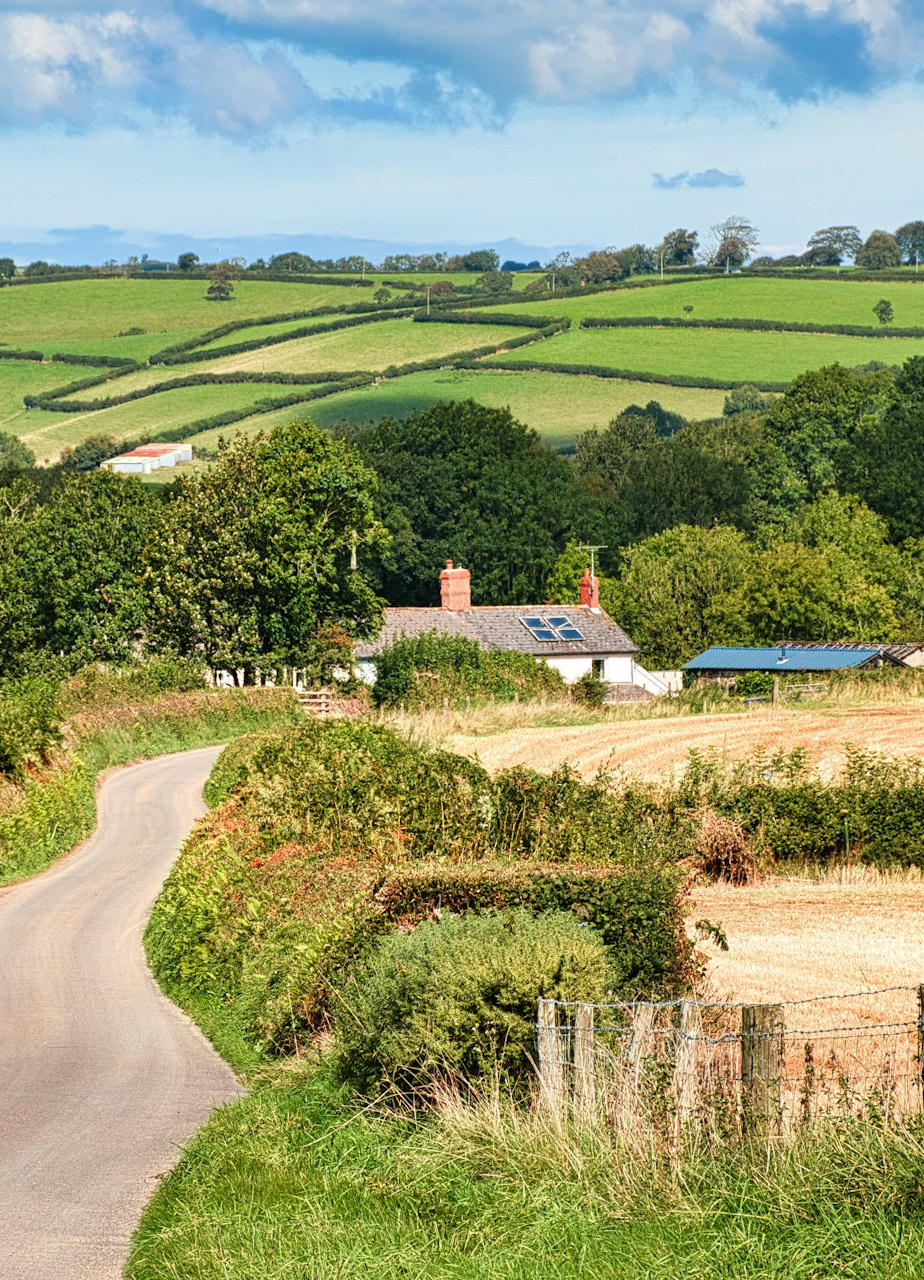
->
580, 567, 600, 610
440, 559, 471, 610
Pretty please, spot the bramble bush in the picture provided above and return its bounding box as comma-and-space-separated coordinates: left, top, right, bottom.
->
0, 677, 62, 778
334, 909, 610, 1092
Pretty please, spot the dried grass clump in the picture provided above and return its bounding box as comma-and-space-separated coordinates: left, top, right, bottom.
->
696, 809, 760, 885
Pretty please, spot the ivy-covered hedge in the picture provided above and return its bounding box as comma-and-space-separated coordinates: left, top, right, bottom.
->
371, 632, 566, 708
146, 721, 694, 1054
0, 349, 44, 362
580, 315, 924, 338
412, 310, 567, 329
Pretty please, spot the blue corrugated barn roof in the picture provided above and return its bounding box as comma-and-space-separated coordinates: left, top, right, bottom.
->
685, 646, 882, 672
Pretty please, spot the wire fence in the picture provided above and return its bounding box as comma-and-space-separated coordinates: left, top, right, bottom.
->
535, 986, 924, 1138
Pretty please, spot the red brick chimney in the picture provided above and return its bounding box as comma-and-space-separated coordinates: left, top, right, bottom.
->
440, 559, 471, 610
580, 567, 600, 610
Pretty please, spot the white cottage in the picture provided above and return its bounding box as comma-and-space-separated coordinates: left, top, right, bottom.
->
355, 561, 669, 696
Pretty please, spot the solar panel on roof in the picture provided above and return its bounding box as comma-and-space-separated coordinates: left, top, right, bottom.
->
520, 615, 585, 643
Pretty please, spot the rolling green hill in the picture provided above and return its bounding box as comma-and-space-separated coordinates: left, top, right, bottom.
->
4, 271, 923, 464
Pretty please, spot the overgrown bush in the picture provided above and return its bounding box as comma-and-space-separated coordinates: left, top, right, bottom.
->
372, 632, 566, 708
334, 909, 610, 1092
572, 670, 608, 707
734, 671, 774, 698
0, 677, 62, 778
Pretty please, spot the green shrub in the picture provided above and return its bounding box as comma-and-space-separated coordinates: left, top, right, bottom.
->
372, 631, 566, 708
0, 677, 62, 778
334, 909, 609, 1092
734, 671, 774, 698
572, 670, 608, 707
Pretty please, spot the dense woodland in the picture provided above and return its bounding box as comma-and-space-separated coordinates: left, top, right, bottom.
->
2, 351, 924, 675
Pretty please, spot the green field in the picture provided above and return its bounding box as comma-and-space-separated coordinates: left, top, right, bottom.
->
500, 276, 924, 327
6, 274, 924, 464
487, 324, 924, 384
17, 381, 310, 460
0, 278, 370, 350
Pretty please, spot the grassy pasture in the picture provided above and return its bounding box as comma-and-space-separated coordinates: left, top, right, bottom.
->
200, 317, 532, 375
487, 324, 924, 384
171, 371, 726, 455
490, 276, 924, 327
0, 278, 367, 350
0, 360, 101, 436
17, 381, 309, 460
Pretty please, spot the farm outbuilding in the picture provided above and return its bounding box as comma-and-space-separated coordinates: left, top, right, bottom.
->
101, 443, 193, 475
685, 643, 921, 681
356, 561, 672, 696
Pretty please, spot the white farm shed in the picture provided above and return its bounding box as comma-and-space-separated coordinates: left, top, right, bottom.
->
355, 562, 669, 696
101, 443, 193, 475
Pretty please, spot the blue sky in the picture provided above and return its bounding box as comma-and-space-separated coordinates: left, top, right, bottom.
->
2, 0, 923, 262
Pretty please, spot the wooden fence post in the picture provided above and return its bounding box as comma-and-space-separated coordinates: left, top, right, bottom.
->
573, 1003, 596, 1120
741, 1003, 784, 1135
673, 999, 700, 1139
537, 998, 564, 1113
917, 985, 924, 1112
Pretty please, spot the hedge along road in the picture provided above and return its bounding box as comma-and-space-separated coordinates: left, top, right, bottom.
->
0, 747, 242, 1280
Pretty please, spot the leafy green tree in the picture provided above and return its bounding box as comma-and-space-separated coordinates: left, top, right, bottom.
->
894, 221, 924, 267
574, 250, 623, 283
59, 434, 118, 471
473, 269, 513, 294
546, 541, 621, 615
805, 226, 861, 266
0, 471, 160, 672
345, 401, 583, 607
609, 525, 754, 667
658, 228, 698, 267
176, 252, 199, 272
873, 298, 894, 326
723, 384, 774, 416
616, 243, 655, 275
143, 418, 384, 675
206, 259, 242, 301
372, 286, 391, 303
0, 257, 14, 283
0, 432, 34, 471
843, 358, 924, 542
856, 231, 902, 270
766, 363, 895, 494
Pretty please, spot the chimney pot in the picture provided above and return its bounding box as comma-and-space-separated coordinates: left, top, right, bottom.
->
440, 559, 471, 610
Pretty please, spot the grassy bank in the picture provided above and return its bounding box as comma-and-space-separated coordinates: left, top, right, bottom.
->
0, 687, 301, 885
128, 1063, 924, 1280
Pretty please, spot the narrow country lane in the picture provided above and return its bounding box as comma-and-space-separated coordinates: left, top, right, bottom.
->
0, 747, 244, 1280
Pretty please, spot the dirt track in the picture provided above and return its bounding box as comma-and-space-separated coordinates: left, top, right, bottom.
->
450, 704, 924, 782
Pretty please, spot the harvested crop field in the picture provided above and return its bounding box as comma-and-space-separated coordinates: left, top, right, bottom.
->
449, 704, 924, 782
690, 878, 924, 1028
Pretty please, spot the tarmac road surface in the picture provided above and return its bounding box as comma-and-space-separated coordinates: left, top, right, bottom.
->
0, 747, 243, 1279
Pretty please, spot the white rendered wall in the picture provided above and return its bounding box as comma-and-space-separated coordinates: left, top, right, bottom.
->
545, 654, 634, 685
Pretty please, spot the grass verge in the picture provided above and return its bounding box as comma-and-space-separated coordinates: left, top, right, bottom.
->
127, 1063, 924, 1280
0, 687, 301, 885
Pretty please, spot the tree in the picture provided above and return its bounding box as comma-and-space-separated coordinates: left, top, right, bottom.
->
473, 270, 513, 294
59, 434, 119, 471
0, 470, 160, 671
707, 216, 759, 272
344, 401, 583, 607
0, 257, 14, 283
0, 432, 34, 471
723, 384, 774, 416
176, 252, 199, 272
206, 259, 242, 301
855, 231, 902, 271
843, 357, 924, 542
143, 418, 384, 675
658, 229, 698, 268
805, 226, 862, 267
616, 243, 655, 276
23, 261, 53, 277
609, 525, 754, 667
574, 250, 623, 283
459, 249, 499, 273
895, 221, 924, 268
373, 286, 392, 304
873, 298, 894, 326
766, 363, 895, 494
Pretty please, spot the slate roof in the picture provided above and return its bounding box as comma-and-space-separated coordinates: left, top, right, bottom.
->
685, 645, 885, 673
355, 606, 638, 659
